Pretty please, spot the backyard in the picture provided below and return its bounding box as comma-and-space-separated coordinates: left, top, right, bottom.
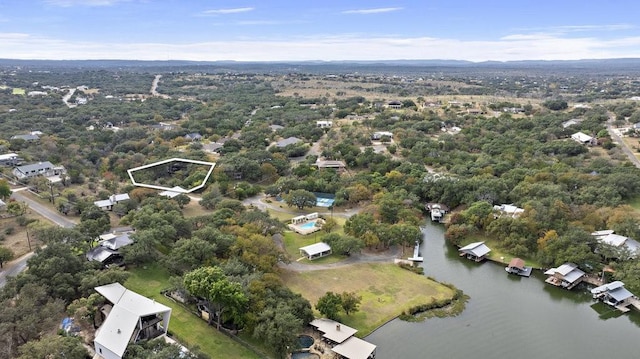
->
125, 264, 261, 359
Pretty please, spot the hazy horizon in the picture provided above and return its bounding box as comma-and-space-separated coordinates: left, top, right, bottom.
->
2, 1, 640, 62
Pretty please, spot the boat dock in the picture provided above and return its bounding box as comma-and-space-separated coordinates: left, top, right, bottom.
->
408, 241, 423, 262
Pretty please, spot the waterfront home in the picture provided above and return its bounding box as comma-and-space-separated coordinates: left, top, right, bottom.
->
591, 281, 637, 312
309, 318, 377, 359
571, 131, 594, 145
459, 241, 491, 262
505, 257, 532, 277
544, 263, 585, 290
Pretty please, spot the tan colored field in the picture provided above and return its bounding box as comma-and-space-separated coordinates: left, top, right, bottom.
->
0, 213, 44, 258
281, 262, 456, 335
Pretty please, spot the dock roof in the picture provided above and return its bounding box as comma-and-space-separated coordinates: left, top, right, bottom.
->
459, 241, 491, 257
332, 336, 377, 359
508, 258, 525, 270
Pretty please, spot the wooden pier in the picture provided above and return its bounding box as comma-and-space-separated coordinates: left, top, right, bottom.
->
407, 241, 423, 262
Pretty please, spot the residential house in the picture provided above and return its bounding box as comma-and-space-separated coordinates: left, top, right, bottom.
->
158, 186, 187, 199
269, 124, 284, 132
591, 281, 637, 309
562, 119, 583, 129
86, 231, 134, 267
299, 242, 332, 260
0, 153, 21, 166
149, 123, 176, 131
591, 230, 640, 258
10, 134, 39, 141
371, 131, 393, 140
493, 204, 524, 218
276, 136, 301, 148
94, 193, 130, 211
184, 133, 203, 141
310, 318, 377, 359
315, 159, 347, 172
316, 120, 333, 128
459, 241, 491, 262
202, 142, 224, 153
505, 257, 533, 277
94, 283, 171, 359
12, 161, 65, 180
571, 131, 594, 145
387, 100, 402, 109
544, 263, 585, 290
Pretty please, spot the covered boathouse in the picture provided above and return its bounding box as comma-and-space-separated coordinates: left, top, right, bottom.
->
459, 241, 491, 262
544, 263, 585, 290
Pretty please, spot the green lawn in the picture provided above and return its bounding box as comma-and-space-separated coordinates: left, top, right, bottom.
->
125, 264, 260, 359
12, 88, 25, 95
281, 262, 457, 336
463, 233, 544, 269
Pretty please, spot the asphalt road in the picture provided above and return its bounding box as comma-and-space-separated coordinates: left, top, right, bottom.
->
606, 113, 640, 168
11, 191, 76, 228
0, 191, 77, 287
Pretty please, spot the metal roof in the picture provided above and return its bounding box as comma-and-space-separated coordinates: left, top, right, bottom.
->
94, 283, 172, 358
459, 241, 491, 257
591, 281, 626, 295
609, 287, 634, 302
300, 242, 332, 256
310, 318, 357, 344
332, 336, 377, 359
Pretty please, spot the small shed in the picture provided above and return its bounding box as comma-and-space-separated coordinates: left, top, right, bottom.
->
299, 242, 332, 260
459, 241, 491, 262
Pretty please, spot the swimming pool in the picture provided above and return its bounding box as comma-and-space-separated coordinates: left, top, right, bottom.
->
298, 335, 314, 348
298, 220, 318, 229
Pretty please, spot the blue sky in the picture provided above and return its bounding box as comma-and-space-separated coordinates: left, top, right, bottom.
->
1, 0, 640, 61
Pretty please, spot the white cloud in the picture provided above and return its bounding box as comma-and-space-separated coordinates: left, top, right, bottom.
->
200, 7, 254, 15
2, 32, 640, 62
44, 0, 128, 7
342, 7, 403, 14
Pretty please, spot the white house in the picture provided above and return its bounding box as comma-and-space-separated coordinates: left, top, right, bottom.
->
94, 283, 171, 359
316, 120, 333, 128
493, 204, 524, 218
571, 131, 594, 145
94, 194, 130, 211
372, 131, 393, 140
12, 161, 65, 180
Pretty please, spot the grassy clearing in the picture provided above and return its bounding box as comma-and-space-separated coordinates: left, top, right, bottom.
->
12, 88, 25, 95
125, 264, 260, 359
463, 233, 543, 269
282, 231, 347, 264
280, 262, 456, 336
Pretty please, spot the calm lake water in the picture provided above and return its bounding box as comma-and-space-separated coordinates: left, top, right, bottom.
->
365, 223, 640, 358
